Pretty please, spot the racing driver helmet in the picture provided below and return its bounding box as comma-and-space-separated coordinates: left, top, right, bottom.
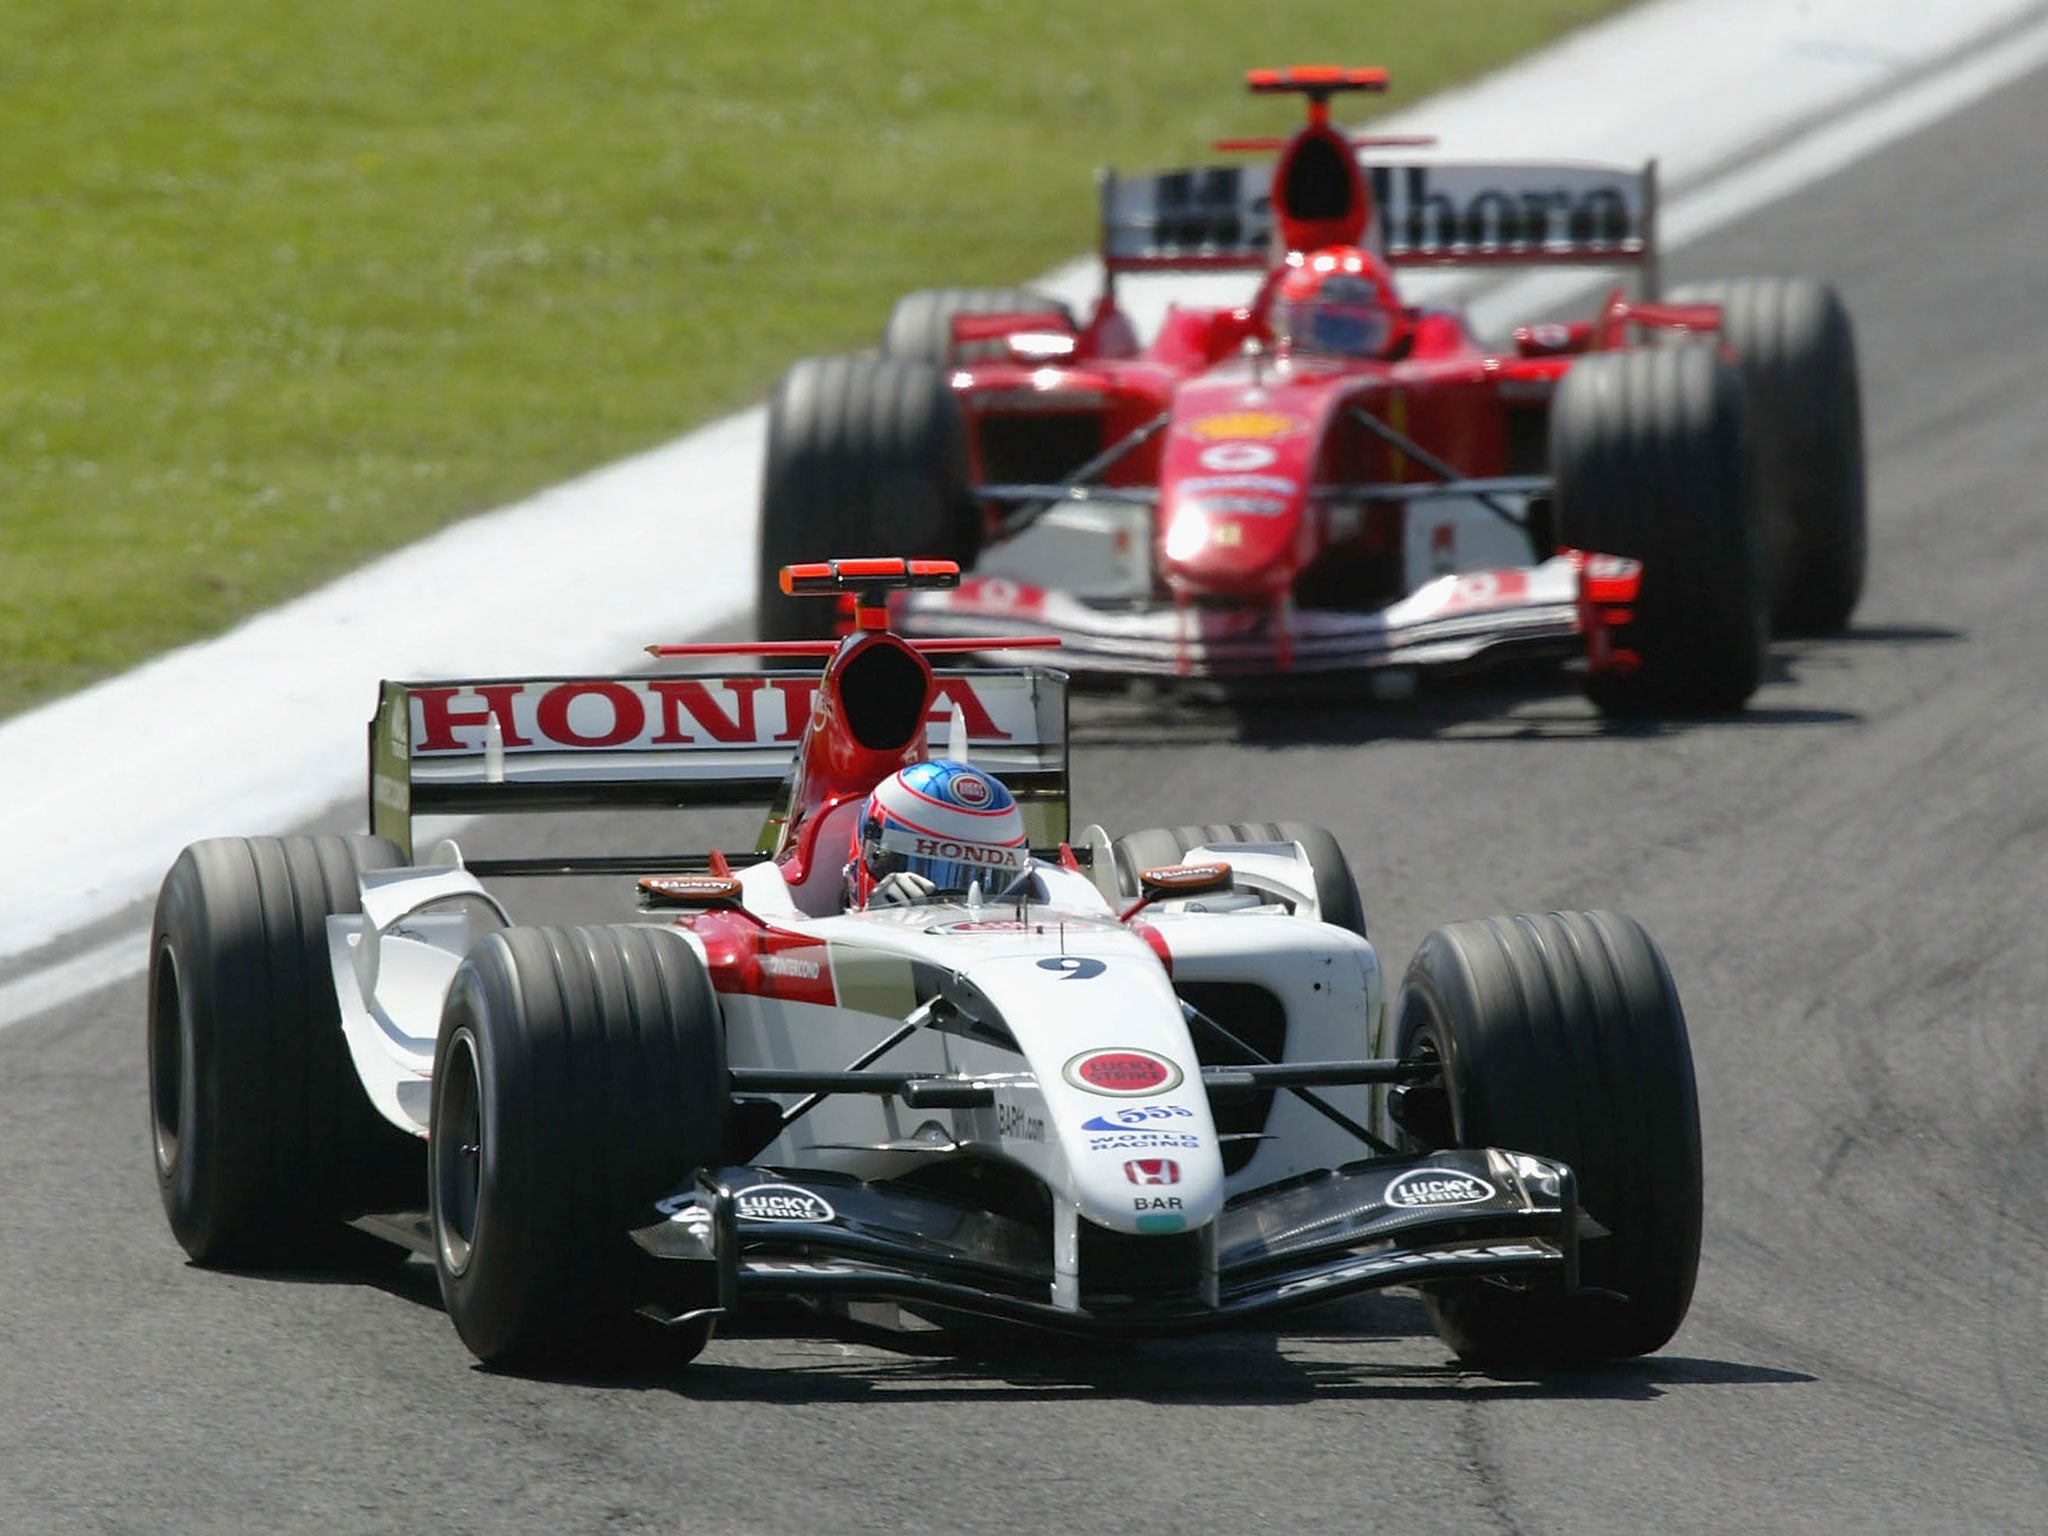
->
1274, 245, 1404, 360
849, 760, 1030, 905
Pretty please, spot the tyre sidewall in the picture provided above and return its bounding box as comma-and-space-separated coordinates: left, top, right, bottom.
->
431, 946, 536, 1360
1555, 346, 1766, 713
1394, 912, 1702, 1364
147, 834, 412, 1263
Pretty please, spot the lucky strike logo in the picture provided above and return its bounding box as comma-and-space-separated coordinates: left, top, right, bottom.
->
950, 772, 992, 808
1062, 1049, 1183, 1097
1188, 410, 1307, 443
734, 1184, 837, 1223
1384, 1168, 1496, 1210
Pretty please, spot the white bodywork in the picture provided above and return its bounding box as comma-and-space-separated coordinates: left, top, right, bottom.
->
326, 836, 1386, 1249
327, 851, 507, 1136
901, 552, 1582, 676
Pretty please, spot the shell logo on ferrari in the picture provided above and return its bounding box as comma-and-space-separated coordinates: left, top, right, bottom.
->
1063, 1049, 1184, 1097
1188, 409, 1308, 442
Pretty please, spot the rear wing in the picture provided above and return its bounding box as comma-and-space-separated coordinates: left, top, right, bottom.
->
368, 667, 1071, 867
1099, 163, 1275, 275
1099, 157, 1659, 293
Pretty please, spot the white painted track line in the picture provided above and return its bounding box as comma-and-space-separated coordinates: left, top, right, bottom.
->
0, 934, 144, 1033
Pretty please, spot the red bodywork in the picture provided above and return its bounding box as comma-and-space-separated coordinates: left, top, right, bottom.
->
640, 557, 1080, 996
894, 67, 1722, 679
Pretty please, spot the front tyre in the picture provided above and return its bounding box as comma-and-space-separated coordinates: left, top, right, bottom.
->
1553, 345, 1766, 714
1393, 910, 1702, 1367
430, 924, 728, 1371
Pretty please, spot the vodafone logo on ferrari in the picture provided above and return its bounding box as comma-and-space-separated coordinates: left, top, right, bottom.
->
1199, 443, 1277, 472
1063, 1049, 1183, 1097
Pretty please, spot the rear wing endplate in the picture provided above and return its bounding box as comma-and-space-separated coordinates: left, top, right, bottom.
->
1100, 157, 1658, 292
369, 667, 1070, 862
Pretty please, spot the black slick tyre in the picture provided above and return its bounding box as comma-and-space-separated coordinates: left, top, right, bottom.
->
148, 833, 420, 1266
1552, 344, 1767, 714
1110, 821, 1365, 937
881, 286, 1077, 366
756, 354, 976, 641
1392, 910, 1702, 1367
1669, 277, 1866, 634
430, 923, 728, 1371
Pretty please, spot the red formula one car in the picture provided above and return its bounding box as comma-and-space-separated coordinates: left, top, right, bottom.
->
756, 67, 1865, 712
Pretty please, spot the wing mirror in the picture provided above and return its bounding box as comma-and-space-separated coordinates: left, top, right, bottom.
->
638, 873, 744, 910
1122, 861, 1233, 919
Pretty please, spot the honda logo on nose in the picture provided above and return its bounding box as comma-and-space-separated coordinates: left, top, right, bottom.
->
1124, 1159, 1181, 1185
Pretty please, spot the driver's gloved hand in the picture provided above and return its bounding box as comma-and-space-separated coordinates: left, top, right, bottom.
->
869, 871, 939, 908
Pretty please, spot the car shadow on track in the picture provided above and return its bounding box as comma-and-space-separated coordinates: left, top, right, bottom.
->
1066, 659, 1864, 750
276, 1259, 1813, 1403
530, 1292, 1815, 1406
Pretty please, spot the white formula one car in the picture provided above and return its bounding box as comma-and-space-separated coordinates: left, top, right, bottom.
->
147, 558, 1701, 1372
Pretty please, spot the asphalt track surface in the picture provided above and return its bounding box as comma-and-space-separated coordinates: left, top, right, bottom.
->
8, 67, 2048, 1536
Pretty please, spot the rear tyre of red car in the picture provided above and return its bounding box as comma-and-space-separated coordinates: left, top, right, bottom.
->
757, 354, 978, 640
148, 834, 421, 1266
1669, 276, 1866, 635
1109, 821, 1365, 937
1392, 910, 1702, 1368
1552, 344, 1767, 714
881, 286, 1077, 367
430, 924, 728, 1371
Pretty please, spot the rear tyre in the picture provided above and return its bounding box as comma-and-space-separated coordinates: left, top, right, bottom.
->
1669, 277, 1866, 635
1553, 344, 1767, 714
881, 286, 1077, 366
1109, 821, 1365, 938
1392, 910, 1702, 1367
430, 924, 728, 1371
148, 834, 420, 1266
756, 355, 977, 640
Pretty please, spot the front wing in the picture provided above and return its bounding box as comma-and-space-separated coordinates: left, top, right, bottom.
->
895, 558, 1584, 678
629, 1147, 1587, 1335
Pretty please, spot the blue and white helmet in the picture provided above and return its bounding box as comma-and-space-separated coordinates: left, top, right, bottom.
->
854, 760, 1029, 900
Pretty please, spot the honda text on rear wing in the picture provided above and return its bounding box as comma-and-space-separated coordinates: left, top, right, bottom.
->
368, 665, 1070, 877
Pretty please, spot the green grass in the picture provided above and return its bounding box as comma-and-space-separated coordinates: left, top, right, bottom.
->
0, 0, 1633, 717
